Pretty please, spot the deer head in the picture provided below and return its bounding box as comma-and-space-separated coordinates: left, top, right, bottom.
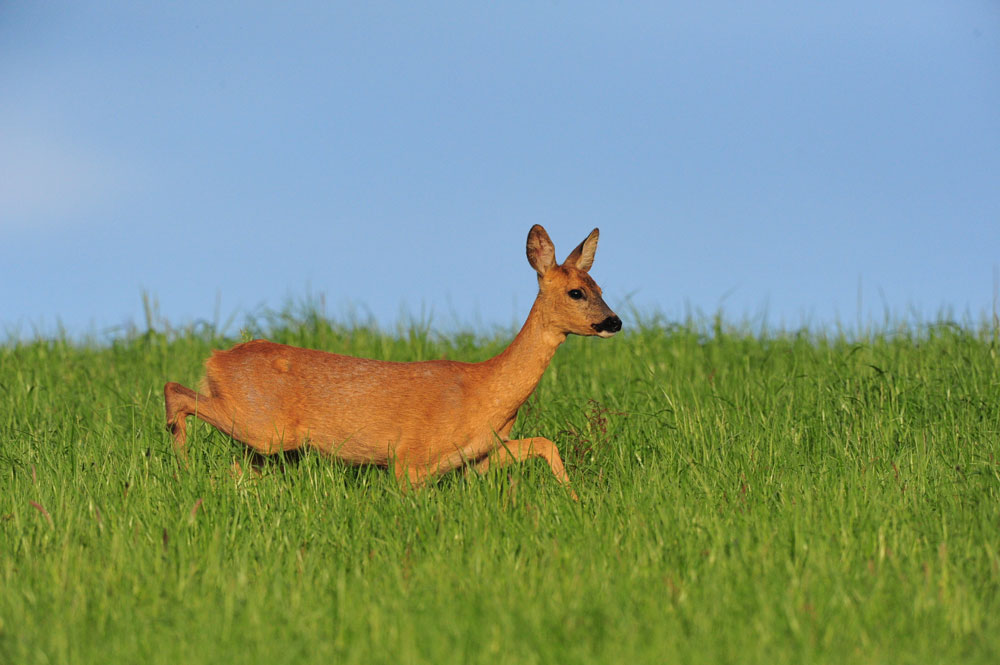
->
526, 225, 622, 338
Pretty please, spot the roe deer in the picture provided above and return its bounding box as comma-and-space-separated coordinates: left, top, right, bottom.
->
164, 225, 621, 497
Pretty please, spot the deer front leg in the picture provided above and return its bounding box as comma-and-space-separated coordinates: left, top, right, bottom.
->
393, 461, 430, 493
474, 436, 578, 500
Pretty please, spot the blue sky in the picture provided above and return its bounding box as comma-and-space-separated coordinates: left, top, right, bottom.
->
2, 2, 998, 338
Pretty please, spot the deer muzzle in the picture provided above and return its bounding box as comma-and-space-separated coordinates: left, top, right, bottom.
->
592, 315, 622, 337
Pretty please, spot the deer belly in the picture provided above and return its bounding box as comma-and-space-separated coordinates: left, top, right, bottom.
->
297, 420, 400, 466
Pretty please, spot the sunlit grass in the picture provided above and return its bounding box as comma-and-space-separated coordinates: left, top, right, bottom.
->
2, 307, 999, 664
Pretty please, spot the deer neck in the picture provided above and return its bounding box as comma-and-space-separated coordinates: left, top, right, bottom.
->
483, 296, 566, 416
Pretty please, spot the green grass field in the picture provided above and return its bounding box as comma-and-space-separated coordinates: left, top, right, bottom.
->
2, 308, 999, 664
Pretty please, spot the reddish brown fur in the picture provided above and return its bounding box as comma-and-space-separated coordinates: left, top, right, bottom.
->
164, 225, 620, 497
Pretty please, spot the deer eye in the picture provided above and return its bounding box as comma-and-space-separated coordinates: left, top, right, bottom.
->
568, 289, 584, 300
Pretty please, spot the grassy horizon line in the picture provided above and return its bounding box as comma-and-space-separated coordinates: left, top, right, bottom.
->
3, 290, 999, 348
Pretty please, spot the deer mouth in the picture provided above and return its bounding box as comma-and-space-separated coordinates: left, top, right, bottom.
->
592, 315, 622, 337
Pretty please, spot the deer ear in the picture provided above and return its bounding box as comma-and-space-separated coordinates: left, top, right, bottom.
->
526, 225, 557, 276
563, 228, 599, 272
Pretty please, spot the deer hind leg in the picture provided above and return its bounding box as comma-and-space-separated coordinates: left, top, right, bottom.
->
164, 381, 241, 459
474, 436, 578, 500
164, 382, 197, 452
165, 381, 301, 464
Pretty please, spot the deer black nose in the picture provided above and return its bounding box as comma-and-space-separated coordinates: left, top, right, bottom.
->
593, 315, 622, 334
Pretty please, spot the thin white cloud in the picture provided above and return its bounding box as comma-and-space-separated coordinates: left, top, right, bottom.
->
0, 119, 145, 230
